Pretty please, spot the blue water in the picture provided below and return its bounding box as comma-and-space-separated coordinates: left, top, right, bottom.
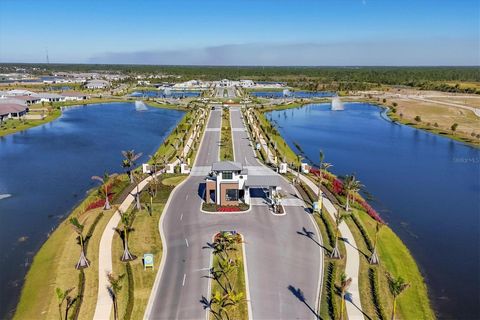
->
268, 103, 480, 319
129, 90, 201, 98
251, 90, 335, 99
0, 102, 184, 318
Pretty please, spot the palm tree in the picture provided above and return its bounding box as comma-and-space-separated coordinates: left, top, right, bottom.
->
55, 287, 74, 320
339, 273, 352, 320
132, 172, 142, 211
211, 291, 230, 320
343, 175, 362, 212
149, 153, 160, 181
121, 150, 142, 183
118, 210, 136, 261
386, 273, 410, 320
315, 150, 333, 215
295, 154, 304, 185
369, 221, 383, 264
218, 258, 238, 291
146, 184, 157, 215
91, 172, 118, 210
69, 217, 89, 269
330, 210, 348, 259
107, 272, 125, 320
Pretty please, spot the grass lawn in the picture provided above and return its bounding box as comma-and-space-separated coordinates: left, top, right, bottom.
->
254, 109, 299, 165
220, 108, 234, 161
111, 175, 186, 320
14, 175, 130, 320
209, 236, 248, 320
353, 209, 435, 320
0, 109, 61, 137
384, 98, 480, 146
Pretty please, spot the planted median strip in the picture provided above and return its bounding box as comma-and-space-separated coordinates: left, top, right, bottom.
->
206, 232, 249, 320
220, 107, 234, 161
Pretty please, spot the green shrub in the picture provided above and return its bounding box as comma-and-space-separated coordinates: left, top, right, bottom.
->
124, 262, 134, 320
369, 267, 387, 320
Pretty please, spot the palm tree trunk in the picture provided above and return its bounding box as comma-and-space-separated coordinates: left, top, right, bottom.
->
346, 193, 350, 211
58, 304, 63, 320
340, 292, 345, 320
391, 297, 397, 320
104, 185, 111, 210
113, 299, 118, 320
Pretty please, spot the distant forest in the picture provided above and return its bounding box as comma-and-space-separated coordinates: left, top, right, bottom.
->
2, 64, 479, 93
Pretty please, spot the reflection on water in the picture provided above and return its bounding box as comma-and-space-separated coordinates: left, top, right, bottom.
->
0, 102, 184, 318
268, 103, 480, 319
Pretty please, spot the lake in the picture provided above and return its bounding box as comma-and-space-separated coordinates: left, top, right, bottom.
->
267, 102, 480, 319
0, 102, 184, 318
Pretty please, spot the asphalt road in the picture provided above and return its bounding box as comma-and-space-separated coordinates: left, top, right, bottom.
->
147, 106, 322, 320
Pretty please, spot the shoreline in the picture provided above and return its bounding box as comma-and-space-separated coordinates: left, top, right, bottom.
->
254, 104, 435, 319
12, 105, 198, 319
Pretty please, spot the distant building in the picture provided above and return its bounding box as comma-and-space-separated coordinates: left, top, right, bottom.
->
0, 100, 28, 122
6, 89, 35, 96
61, 91, 89, 101
85, 80, 110, 89
34, 92, 66, 103
240, 80, 255, 87
6, 95, 41, 104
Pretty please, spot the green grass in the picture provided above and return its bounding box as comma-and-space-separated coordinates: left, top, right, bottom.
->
253, 109, 298, 165
220, 108, 234, 161
354, 209, 435, 320
0, 109, 61, 137
14, 175, 130, 320
111, 175, 186, 319
209, 236, 248, 320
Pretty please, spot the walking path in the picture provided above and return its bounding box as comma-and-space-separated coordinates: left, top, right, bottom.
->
293, 173, 365, 319
93, 174, 157, 319
93, 109, 206, 319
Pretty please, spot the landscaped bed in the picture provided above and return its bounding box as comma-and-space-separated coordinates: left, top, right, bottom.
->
208, 232, 248, 320
202, 202, 250, 213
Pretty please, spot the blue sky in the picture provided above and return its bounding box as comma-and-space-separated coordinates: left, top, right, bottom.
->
0, 0, 478, 65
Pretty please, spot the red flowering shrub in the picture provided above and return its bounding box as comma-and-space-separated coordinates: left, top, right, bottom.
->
218, 206, 240, 212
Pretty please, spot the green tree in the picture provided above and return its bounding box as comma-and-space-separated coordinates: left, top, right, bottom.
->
369, 222, 383, 264
117, 210, 136, 261
386, 273, 410, 320
69, 217, 89, 269
414, 115, 421, 122
331, 210, 348, 259
451, 123, 458, 133
339, 273, 352, 320
107, 272, 125, 320
343, 175, 362, 212
55, 287, 75, 320
91, 172, 118, 210
121, 150, 142, 183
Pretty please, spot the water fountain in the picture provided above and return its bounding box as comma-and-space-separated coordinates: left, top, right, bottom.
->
135, 100, 148, 111
331, 96, 344, 111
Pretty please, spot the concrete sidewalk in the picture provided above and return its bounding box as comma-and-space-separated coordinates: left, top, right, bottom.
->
296, 172, 365, 320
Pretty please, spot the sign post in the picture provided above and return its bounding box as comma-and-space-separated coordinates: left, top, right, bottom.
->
144, 253, 154, 270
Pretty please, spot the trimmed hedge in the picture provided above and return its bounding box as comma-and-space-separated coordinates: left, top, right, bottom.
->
124, 262, 134, 320
350, 213, 374, 252
369, 267, 387, 320
69, 269, 85, 320
326, 262, 338, 319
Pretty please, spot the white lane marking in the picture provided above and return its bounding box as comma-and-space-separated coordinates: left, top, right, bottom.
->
186, 194, 189, 200
180, 213, 183, 221
185, 238, 189, 247
182, 274, 186, 286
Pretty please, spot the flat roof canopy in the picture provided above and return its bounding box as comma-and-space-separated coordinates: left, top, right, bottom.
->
245, 175, 282, 188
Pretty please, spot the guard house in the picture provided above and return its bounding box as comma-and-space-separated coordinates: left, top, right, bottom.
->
206, 161, 248, 206
205, 161, 282, 207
